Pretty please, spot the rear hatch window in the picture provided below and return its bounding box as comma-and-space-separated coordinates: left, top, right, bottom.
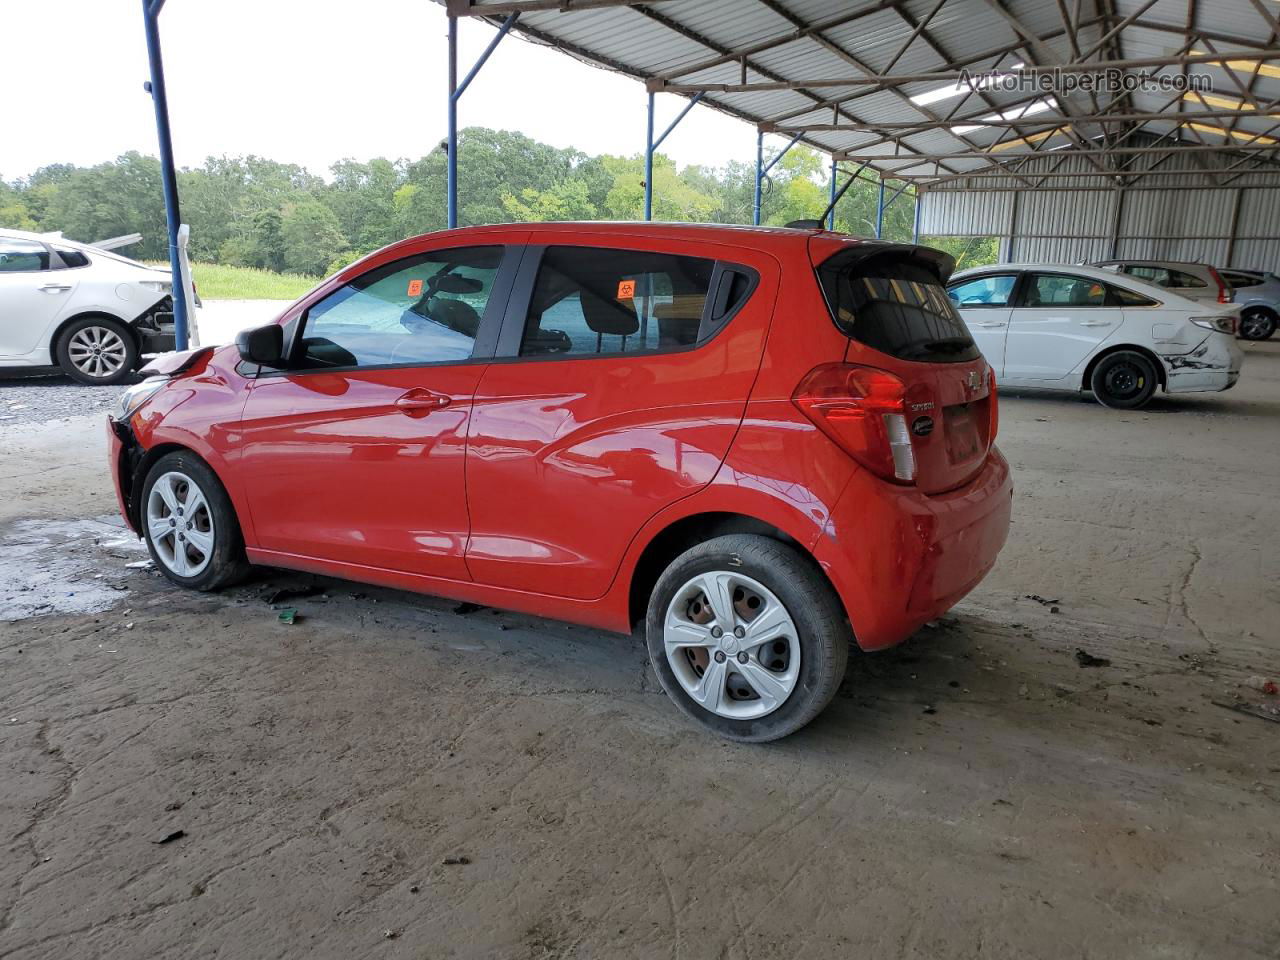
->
817, 252, 980, 363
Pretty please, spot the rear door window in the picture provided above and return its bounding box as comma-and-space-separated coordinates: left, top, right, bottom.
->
0, 238, 50, 272
517, 246, 726, 357
818, 252, 980, 363
1169, 269, 1207, 289
1021, 273, 1107, 307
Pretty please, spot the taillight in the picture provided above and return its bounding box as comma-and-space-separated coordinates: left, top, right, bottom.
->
792, 363, 916, 484
1209, 267, 1230, 304
987, 364, 999, 442
1191, 315, 1237, 335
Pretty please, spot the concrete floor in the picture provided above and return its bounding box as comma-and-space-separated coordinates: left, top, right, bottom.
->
1, 343, 1277, 959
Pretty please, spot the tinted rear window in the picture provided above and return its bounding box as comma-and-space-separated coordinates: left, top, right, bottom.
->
817, 252, 980, 363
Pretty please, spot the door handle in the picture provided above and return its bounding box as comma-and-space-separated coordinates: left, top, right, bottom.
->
395, 388, 451, 412
39, 283, 72, 294
972, 321, 1007, 327
1079, 320, 1113, 327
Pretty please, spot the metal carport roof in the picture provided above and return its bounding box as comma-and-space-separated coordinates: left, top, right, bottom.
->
443, 0, 1280, 191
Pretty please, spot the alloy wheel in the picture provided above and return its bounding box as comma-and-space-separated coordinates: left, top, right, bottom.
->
663, 571, 801, 720
146, 471, 214, 577
67, 325, 128, 379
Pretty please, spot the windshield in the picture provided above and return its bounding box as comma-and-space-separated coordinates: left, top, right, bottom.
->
817, 251, 980, 363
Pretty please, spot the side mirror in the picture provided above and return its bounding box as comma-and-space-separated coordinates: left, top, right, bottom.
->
236, 324, 284, 366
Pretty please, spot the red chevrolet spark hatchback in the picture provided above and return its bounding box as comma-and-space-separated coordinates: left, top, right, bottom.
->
108, 223, 1011, 741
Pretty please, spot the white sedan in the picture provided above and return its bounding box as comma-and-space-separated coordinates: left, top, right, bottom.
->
0, 229, 178, 384
947, 264, 1243, 409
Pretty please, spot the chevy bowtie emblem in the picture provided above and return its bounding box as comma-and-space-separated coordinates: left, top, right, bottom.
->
967, 370, 981, 391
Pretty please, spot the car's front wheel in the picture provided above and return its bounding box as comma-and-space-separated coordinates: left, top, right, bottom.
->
1239, 307, 1277, 341
646, 535, 849, 742
1089, 350, 1158, 409
56, 316, 138, 385
141, 452, 249, 591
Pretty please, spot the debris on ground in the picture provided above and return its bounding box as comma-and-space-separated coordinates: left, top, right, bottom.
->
1024, 594, 1061, 606
383, 929, 399, 940
1213, 699, 1280, 724
277, 608, 299, 625
1075, 649, 1112, 668
125, 559, 153, 570
453, 603, 483, 615
151, 830, 186, 845
164, 801, 182, 812
442, 855, 470, 865
265, 584, 324, 605
922, 705, 937, 715
1244, 676, 1278, 695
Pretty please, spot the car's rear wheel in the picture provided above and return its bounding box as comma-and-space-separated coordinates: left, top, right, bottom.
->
141, 452, 249, 591
1239, 307, 1277, 341
1089, 350, 1158, 409
56, 317, 138, 385
646, 534, 849, 742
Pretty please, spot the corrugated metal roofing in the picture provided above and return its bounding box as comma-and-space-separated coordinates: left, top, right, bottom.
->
446, 0, 1280, 191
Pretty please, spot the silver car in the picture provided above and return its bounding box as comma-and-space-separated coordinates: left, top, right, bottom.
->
1220, 269, 1280, 341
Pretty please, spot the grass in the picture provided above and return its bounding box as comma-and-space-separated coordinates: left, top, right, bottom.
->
146, 262, 320, 301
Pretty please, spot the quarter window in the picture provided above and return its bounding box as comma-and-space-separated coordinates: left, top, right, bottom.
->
519, 246, 716, 357
1023, 273, 1107, 308
295, 246, 501, 370
1110, 285, 1158, 307
51, 245, 90, 269
0, 238, 50, 272
1124, 265, 1171, 287
1169, 269, 1207, 289
948, 274, 1017, 307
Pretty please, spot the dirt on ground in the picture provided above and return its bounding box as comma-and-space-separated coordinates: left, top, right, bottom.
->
1, 345, 1278, 959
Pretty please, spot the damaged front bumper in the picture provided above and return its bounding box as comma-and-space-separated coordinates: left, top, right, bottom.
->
107, 417, 144, 535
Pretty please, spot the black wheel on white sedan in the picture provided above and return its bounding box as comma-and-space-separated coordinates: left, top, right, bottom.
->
646, 534, 849, 742
1239, 308, 1277, 342
141, 452, 249, 591
1090, 350, 1158, 410
56, 316, 138, 385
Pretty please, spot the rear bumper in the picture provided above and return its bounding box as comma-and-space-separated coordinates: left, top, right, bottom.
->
814, 448, 1013, 651
1163, 333, 1243, 394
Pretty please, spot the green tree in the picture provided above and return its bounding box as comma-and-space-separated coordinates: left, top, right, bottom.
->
280, 196, 347, 275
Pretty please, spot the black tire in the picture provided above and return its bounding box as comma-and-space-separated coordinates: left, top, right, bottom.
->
1239, 307, 1277, 341
1089, 350, 1158, 409
55, 316, 139, 385
646, 534, 849, 743
140, 451, 250, 591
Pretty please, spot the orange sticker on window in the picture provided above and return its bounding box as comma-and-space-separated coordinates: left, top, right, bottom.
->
407, 279, 424, 297
617, 279, 636, 299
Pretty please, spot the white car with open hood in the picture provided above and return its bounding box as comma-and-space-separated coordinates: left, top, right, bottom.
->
946, 263, 1243, 409
0, 228, 180, 384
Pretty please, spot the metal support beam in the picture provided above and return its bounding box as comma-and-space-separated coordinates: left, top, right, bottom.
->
644, 91, 704, 220
912, 186, 922, 244
141, 0, 189, 352
753, 131, 764, 226
650, 49, 1280, 95
447, 11, 518, 229
773, 109, 1280, 134
827, 157, 838, 230
752, 130, 803, 226
875, 178, 885, 239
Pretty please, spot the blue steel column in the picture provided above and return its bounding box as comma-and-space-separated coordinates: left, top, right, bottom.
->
752, 130, 764, 226
875, 177, 886, 239
827, 158, 838, 230
644, 93, 655, 221
446, 16, 459, 229
141, 0, 188, 351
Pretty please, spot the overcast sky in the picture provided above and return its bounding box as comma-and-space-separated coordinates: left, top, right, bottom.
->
5, 0, 762, 181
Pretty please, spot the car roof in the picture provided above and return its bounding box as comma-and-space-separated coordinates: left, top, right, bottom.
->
1091, 258, 1211, 271
951, 263, 1134, 283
